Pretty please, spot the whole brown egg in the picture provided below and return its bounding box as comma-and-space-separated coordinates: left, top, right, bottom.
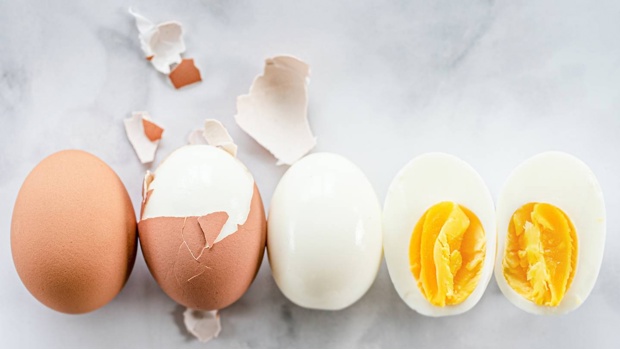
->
11, 150, 137, 314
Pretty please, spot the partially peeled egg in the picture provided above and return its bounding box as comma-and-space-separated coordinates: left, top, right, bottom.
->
138, 145, 267, 310
383, 153, 496, 316
495, 152, 605, 315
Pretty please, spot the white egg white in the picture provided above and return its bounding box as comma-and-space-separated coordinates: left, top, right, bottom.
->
267, 152, 383, 310
495, 151, 606, 315
383, 153, 496, 316
142, 145, 254, 243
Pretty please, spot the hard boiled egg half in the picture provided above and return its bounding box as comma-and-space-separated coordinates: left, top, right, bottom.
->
383, 153, 496, 316
495, 152, 605, 315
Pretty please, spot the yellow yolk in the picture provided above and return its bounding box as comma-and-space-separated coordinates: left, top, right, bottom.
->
502, 203, 578, 306
409, 202, 486, 307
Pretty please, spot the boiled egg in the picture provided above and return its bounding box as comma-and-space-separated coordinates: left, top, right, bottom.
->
268, 153, 382, 310
11, 150, 137, 314
383, 153, 496, 316
495, 151, 605, 315
138, 145, 267, 311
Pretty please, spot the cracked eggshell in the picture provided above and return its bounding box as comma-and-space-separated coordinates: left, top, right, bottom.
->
11, 150, 137, 314
138, 145, 267, 310
235, 56, 316, 165
129, 8, 185, 74
184, 309, 221, 342
124, 111, 164, 164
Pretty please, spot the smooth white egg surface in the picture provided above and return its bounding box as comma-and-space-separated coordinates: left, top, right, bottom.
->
267, 152, 382, 310
495, 152, 606, 315
383, 153, 496, 316
142, 145, 254, 243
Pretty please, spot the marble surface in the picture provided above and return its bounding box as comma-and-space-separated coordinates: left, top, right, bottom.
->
1, 0, 620, 348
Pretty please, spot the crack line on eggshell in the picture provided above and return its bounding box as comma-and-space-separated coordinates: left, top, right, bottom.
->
180, 216, 204, 262
173, 241, 186, 296
193, 244, 211, 261
187, 265, 212, 283
173, 217, 189, 296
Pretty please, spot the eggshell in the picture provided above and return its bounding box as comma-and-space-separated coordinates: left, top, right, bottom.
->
129, 8, 185, 74
235, 56, 316, 165
11, 150, 137, 314
169, 58, 202, 89
138, 185, 266, 310
137, 145, 266, 311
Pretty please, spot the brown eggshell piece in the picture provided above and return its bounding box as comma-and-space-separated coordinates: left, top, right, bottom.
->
169, 58, 202, 89
197, 212, 229, 248
138, 185, 266, 310
11, 150, 137, 314
142, 118, 164, 142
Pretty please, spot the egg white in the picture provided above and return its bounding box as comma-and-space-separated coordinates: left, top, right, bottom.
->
142, 145, 254, 243
383, 153, 496, 316
268, 153, 383, 310
495, 151, 606, 315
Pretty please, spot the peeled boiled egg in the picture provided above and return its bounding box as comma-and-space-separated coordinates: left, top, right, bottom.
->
268, 153, 382, 310
11, 150, 137, 314
138, 145, 267, 310
383, 153, 496, 316
495, 152, 605, 315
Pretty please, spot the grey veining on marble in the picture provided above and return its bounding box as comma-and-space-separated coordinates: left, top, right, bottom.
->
1, 0, 620, 348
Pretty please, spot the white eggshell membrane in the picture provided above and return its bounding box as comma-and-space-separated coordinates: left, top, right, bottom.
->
383, 153, 496, 316
142, 145, 254, 243
268, 153, 382, 310
495, 151, 605, 315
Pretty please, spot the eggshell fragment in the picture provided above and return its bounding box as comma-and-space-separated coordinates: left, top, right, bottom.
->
184, 309, 221, 342
129, 8, 185, 74
142, 119, 164, 142
169, 58, 202, 89
187, 129, 208, 145
235, 56, 316, 165
186, 119, 237, 157
124, 111, 164, 164
203, 119, 237, 157
140, 171, 154, 220
11, 150, 137, 314
197, 212, 229, 248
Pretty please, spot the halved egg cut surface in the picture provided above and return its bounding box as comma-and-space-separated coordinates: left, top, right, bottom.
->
410, 201, 486, 307
383, 153, 496, 316
495, 151, 605, 315
503, 203, 577, 307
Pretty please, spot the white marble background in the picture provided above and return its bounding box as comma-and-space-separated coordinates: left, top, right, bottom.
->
1, 0, 619, 348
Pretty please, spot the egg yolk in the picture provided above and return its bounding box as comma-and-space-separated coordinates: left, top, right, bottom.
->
502, 203, 578, 306
409, 202, 486, 307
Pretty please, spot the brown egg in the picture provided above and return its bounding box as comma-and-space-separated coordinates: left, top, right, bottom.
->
137, 145, 267, 310
11, 150, 137, 314
139, 186, 266, 310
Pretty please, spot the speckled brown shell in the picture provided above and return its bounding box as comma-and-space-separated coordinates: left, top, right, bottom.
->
11, 150, 137, 314
138, 185, 267, 310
